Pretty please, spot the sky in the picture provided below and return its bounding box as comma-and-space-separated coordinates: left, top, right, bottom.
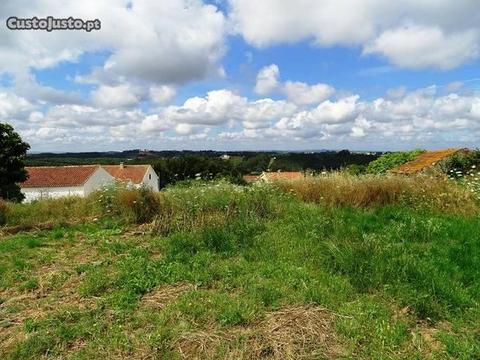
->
1, 0, 480, 152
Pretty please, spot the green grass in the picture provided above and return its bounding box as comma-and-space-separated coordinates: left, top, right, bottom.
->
1, 183, 479, 359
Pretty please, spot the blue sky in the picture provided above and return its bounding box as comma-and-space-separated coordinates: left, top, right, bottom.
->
1, 0, 480, 152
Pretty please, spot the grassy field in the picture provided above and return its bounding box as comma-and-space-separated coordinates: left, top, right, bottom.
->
1, 177, 479, 359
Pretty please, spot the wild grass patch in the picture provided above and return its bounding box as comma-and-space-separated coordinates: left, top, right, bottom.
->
275, 173, 479, 215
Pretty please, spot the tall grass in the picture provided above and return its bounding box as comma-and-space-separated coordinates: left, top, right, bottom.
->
2, 196, 92, 229
1, 174, 478, 231
275, 173, 479, 215
0, 181, 283, 231
152, 182, 281, 235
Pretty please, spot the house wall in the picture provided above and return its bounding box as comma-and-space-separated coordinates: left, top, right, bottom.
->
21, 168, 115, 202
141, 166, 160, 191
22, 186, 85, 202
84, 167, 115, 195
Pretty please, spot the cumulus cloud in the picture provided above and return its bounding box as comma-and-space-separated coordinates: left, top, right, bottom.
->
7, 83, 480, 151
283, 81, 334, 105
229, 0, 480, 69
91, 84, 142, 108
0, 92, 35, 119
364, 25, 480, 70
150, 85, 176, 105
254, 65, 335, 106
162, 89, 246, 125
254, 64, 280, 95
0, 0, 226, 84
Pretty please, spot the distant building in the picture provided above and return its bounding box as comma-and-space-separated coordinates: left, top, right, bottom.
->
219, 154, 231, 160
21, 165, 115, 202
20, 164, 159, 202
102, 164, 159, 191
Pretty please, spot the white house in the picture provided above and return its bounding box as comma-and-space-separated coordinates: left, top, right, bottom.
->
102, 164, 159, 191
21, 165, 115, 202
20, 164, 160, 202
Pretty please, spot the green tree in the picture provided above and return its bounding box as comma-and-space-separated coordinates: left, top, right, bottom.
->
0, 123, 30, 202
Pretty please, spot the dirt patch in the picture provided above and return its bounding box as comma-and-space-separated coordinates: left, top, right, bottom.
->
411, 320, 451, 354
174, 304, 345, 359
140, 283, 194, 310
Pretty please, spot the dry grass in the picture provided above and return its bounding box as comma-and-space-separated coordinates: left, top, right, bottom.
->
275, 173, 479, 216
2, 196, 93, 228
174, 305, 344, 359
140, 283, 193, 310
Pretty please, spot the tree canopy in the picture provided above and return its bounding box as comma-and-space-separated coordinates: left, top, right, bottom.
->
0, 123, 30, 202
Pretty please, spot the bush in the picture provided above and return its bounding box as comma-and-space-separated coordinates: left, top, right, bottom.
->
442, 149, 480, 176
366, 149, 424, 174
94, 184, 160, 224
0, 200, 8, 225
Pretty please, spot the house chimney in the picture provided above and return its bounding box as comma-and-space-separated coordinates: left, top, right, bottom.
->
120, 162, 124, 169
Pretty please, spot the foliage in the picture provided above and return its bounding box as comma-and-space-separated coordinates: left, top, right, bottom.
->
366, 149, 425, 174
0, 200, 8, 225
94, 184, 161, 224
151, 155, 243, 188
343, 163, 367, 175
0, 123, 30, 202
448, 165, 480, 200
269, 150, 379, 172
441, 149, 480, 175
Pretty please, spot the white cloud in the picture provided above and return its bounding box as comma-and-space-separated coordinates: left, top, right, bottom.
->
91, 84, 141, 108
9, 83, 480, 151
254, 64, 280, 95
162, 89, 246, 125
243, 99, 297, 129
0, 92, 35, 119
0, 0, 226, 84
175, 123, 196, 135
364, 25, 480, 69
310, 96, 359, 124
283, 81, 334, 105
229, 0, 480, 69
150, 85, 176, 105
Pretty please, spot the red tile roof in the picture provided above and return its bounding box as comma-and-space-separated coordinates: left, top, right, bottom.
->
390, 148, 462, 174
22, 166, 100, 188
102, 165, 150, 184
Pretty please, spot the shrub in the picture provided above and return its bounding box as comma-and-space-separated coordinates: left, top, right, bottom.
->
366, 149, 425, 174
0, 200, 8, 225
94, 184, 160, 225
442, 149, 480, 175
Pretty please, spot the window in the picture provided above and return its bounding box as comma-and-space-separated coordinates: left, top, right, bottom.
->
149, 174, 152, 180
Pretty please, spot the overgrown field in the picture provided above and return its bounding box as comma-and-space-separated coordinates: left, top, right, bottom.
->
1, 177, 479, 359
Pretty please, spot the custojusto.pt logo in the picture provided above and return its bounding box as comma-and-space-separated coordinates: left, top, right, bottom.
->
6, 16, 101, 32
